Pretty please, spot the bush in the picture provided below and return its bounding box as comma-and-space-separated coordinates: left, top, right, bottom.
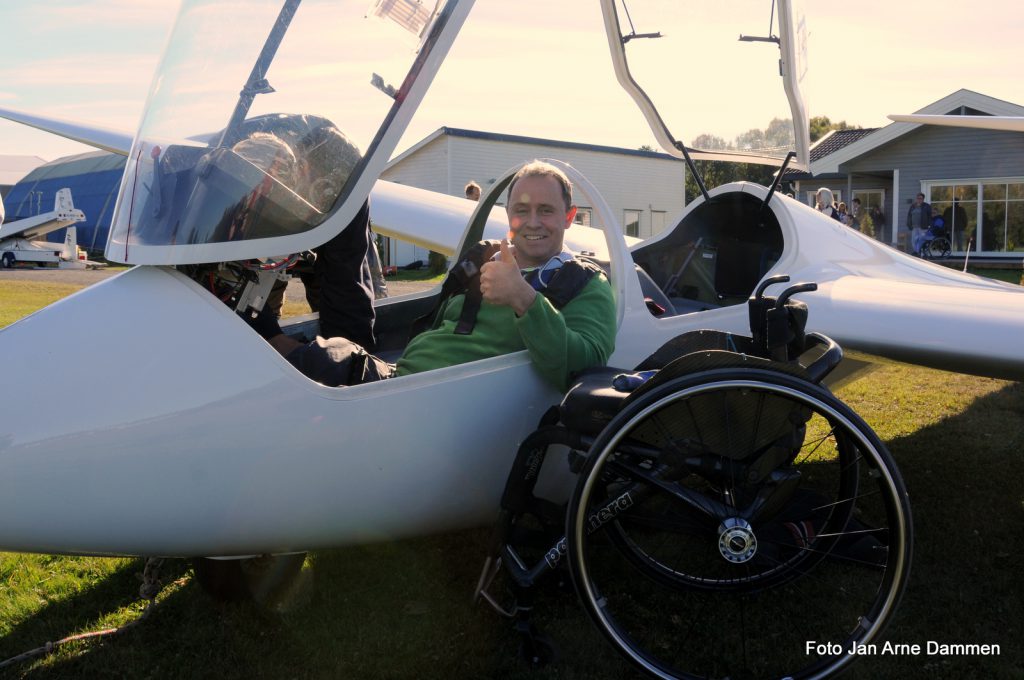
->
859, 214, 875, 239
428, 251, 448, 275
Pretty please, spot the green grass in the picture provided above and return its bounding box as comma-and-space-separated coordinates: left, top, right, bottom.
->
0, 284, 1021, 679
0, 282, 82, 328
963, 267, 1024, 285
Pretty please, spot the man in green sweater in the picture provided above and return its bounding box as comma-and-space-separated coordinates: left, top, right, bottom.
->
261, 160, 616, 392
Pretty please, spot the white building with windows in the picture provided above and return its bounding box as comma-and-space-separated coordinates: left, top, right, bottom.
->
380, 127, 686, 266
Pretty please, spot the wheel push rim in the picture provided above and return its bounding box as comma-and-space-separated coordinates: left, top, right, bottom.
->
567, 373, 912, 680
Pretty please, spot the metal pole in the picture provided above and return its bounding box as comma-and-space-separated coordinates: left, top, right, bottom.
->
216, 0, 302, 149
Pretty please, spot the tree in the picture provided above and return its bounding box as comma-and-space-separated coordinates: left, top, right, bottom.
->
684, 159, 777, 203
810, 115, 861, 143
684, 119, 792, 201
691, 134, 729, 150
638, 144, 657, 152
735, 128, 766, 150
428, 250, 448, 275
859, 213, 875, 239
764, 117, 794, 149
681, 115, 863, 201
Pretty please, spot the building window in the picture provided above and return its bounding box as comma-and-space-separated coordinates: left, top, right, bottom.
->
852, 190, 884, 211
651, 210, 667, 236
927, 179, 1024, 253
852, 190, 886, 240
574, 207, 592, 227
624, 209, 641, 238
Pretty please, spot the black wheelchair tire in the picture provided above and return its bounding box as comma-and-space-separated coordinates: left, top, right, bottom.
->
565, 367, 913, 680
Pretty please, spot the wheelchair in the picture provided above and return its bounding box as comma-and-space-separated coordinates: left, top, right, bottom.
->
476, 275, 913, 680
920, 227, 952, 259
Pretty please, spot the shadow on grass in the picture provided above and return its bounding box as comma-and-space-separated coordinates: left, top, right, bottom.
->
0, 557, 191, 676
5, 383, 1021, 679
4, 532, 625, 680
843, 380, 1024, 680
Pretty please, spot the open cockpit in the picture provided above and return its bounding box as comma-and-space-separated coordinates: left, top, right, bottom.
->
277, 184, 790, 360
632, 188, 784, 318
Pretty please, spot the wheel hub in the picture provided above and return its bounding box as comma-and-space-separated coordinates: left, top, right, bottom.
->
718, 517, 757, 563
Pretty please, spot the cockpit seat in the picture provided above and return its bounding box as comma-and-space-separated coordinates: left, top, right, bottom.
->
635, 265, 676, 317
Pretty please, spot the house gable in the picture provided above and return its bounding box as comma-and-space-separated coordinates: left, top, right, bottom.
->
812, 89, 1024, 175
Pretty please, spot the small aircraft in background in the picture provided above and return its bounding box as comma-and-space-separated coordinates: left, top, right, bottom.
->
0, 188, 87, 269
0, 1, 1020, 677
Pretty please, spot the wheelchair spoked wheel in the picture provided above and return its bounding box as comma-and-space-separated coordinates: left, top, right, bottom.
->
927, 237, 952, 259
566, 368, 912, 680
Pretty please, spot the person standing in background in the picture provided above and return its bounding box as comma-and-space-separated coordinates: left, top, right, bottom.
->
815, 188, 841, 222
907, 192, 931, 255
942, 198, 968, 251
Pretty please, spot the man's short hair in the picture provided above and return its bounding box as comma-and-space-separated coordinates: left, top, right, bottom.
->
464, 180, 481, 198
507, 160, 573, 211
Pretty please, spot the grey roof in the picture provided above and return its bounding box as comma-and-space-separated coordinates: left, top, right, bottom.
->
784, 128, 879, 179
440, 127, 679, 160
388, 126, 682, 168
809, 128, 879, 162
811, 89, 1024, 175
20, 150, 126, 181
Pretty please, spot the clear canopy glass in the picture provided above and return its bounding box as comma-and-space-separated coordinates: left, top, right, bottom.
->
602, 0, 809, 168
108, 0, 465, 264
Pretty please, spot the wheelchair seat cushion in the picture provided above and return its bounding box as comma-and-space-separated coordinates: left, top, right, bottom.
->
559, 349, 813, 438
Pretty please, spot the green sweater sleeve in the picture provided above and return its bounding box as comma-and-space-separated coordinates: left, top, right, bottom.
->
514, 273, 616, 391
395, 271, 616, 391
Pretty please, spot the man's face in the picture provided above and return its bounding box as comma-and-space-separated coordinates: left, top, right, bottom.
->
915, 194, 925, 205
506, 174, 576, 268
466, 186, 481, 201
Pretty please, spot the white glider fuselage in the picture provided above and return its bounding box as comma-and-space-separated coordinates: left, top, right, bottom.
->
1, 0, 1023, 559
0, 265, 563, 556
2, 180, 1022, 557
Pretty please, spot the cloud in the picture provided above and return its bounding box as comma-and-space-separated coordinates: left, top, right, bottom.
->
20, 1, 177, 29
0, 55, 158, 89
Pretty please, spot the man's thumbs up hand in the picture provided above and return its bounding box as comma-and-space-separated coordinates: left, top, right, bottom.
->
480, 239, 537, 316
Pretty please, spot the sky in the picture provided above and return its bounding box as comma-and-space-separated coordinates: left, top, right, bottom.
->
0, 0, 1021, 163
